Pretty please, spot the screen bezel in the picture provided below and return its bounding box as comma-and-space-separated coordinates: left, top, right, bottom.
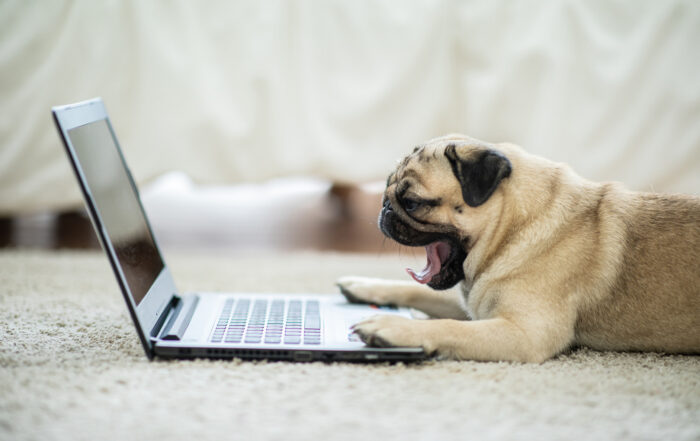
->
52, 98, 176, 359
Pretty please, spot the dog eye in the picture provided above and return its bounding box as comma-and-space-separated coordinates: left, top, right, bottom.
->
403, 198, 422, 212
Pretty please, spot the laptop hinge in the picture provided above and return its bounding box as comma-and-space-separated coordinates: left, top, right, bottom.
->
150, 295, 179, 342
150, 294, 199, 341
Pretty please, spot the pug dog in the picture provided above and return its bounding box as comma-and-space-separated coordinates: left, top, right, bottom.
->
337, 134, 700, 362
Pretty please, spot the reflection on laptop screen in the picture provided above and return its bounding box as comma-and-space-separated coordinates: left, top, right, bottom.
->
67, 119, 164, 305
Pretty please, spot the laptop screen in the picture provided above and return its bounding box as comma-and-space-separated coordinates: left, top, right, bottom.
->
67, 119, 164, 305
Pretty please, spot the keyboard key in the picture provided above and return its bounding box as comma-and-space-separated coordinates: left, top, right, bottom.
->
304, 316, 321, 329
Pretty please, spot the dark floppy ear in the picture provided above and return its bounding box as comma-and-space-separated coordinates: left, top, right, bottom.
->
445, 144, 512, 207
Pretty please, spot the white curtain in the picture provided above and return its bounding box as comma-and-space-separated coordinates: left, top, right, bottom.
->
1, 0, 699, 214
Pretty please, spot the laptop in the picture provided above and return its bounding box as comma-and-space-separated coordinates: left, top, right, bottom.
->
52, 98, 426, 362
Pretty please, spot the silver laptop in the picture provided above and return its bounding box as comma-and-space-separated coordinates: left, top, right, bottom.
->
52, 98, 426, 362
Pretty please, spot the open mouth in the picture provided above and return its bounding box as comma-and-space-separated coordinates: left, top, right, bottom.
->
379, 201, 467, 290
406, 241, 451, 283
405, 239, 466, 290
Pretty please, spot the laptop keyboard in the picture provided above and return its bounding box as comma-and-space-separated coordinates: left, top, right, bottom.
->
210, 298, 322, 345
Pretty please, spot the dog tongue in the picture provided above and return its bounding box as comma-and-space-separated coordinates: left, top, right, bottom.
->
406, 242, 450, 284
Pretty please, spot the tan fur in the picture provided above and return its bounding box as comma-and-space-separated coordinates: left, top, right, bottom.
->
339, 134, 700, 362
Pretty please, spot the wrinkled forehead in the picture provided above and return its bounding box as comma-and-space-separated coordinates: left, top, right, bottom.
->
391, 144, 439, 179
386, 136, 494, 192
390, 137, 485, 179
384, 150, 440, 196
385, 152, 419, 188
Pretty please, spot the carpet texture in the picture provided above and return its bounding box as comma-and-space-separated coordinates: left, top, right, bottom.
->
1, 249, 699, 441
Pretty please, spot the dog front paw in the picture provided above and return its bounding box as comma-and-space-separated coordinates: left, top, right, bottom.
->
336, 276, 399, 306
351, 315, 436, 355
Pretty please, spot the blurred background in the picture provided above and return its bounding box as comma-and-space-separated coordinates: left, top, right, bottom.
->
1, 0, 699, 252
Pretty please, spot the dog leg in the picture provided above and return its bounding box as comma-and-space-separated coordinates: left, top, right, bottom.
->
336, 276, 468, 320
351, 314, 573, 363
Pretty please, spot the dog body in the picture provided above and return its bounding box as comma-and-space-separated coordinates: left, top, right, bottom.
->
338, 135, 700, 362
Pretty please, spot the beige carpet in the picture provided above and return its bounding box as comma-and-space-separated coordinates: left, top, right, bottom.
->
1, 249, 699, 441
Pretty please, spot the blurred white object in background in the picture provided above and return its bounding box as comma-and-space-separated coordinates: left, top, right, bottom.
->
140, 172, 336, 250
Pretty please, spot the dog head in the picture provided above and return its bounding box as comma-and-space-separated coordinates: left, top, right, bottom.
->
379, 134, 512, 290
